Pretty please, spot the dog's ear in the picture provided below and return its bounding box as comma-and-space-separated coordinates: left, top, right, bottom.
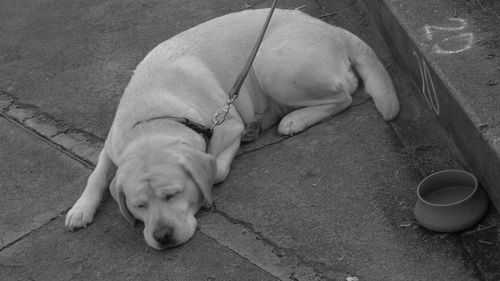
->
177, 149, 216, 209
109, 175, 137, 225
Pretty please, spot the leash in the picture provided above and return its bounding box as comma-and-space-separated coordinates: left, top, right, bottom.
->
210, 0, 278, 130
134, 1, 278, 149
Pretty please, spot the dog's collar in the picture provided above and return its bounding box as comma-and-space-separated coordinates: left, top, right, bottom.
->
133, 116, 213, 148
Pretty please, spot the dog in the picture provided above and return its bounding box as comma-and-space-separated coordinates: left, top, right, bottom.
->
65, 8, 399, 250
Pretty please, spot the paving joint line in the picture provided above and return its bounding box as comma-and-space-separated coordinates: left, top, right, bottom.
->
213, 208, 291, 253
0, 213, 62, 252
203, 209, 348, 280
196, 230, 283, 280
0, 91, 102, 169
0, 91, 105, 250
0, 90, 294, 167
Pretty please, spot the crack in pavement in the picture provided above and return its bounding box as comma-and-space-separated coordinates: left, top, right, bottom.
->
237, 135, 291, 157
199, 210, 351, 281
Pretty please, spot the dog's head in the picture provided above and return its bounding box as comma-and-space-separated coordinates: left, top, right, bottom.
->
110, 145, 216, 250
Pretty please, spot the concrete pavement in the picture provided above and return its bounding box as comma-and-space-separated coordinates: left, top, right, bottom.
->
0, 118, 90, 249
0, 0, 499, 280
0, 0, 319, 139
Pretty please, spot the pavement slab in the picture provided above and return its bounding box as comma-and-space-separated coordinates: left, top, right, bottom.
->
0, 117, 90, 249
0, 198, 278, 281
0, 0, 319, 139
206, 100, 482, 281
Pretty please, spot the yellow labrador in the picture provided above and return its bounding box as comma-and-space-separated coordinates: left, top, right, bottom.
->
65, 9, 399, 250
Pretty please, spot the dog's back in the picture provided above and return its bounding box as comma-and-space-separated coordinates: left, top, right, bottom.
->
125, 9, 398, 121
131, 9, 320, 92
113, 8, 399, 139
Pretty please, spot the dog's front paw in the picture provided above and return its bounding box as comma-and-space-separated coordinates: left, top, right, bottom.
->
277, 116, 307, 136
65, 203, 96, 231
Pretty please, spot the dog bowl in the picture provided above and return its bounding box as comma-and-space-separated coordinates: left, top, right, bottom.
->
414, 170, 488, 232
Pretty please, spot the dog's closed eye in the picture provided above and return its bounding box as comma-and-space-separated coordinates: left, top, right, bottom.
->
165, 191, 181, 201
130, 198, 148, 209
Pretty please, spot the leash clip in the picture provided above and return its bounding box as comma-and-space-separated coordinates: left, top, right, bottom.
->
210, 0, 278, 130
211, 101, 231, 130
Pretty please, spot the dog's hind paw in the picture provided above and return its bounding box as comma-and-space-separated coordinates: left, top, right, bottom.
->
65, 203, 96, 231
277, 116, 307, 136
241, 121, 262, 143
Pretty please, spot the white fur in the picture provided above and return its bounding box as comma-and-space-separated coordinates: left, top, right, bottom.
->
65, 9, 399, 249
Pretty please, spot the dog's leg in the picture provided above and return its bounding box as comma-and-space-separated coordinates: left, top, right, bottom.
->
214, 138, 241, 183
209, 119, 244, 183
278, 95, 353, 136
241, 121, 262, 143
65, 148, 116, 230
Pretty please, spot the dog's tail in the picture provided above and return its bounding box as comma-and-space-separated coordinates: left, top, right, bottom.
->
344, 31, 399, 120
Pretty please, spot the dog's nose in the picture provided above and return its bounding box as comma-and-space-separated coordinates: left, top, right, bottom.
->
153, 226, 174, 245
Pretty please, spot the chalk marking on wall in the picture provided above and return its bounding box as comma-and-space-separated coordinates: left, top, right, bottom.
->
423, 17, 473, 55
432, 32, 474, 54
413, 50, 440, 114
424, 17, 467, 40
